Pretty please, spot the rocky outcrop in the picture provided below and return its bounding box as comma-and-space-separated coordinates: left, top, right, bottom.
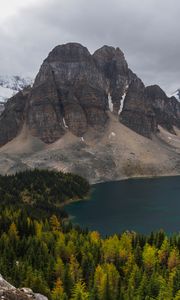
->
0, 42, 179, 147
120, 78, 157, 137
0, 275, 48, 300
146, 85, 180, 133
119, 80, 180, 137
93, 45, 129, 114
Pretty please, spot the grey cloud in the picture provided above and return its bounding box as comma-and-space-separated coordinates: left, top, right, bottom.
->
0, 0, 180, 93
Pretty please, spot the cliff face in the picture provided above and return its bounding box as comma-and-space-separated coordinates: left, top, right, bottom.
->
120, 77, 157, 138
28, 43, 109, 142
0, 88, 29, 146
146, 85, 180, 133
0, 42, 180, 147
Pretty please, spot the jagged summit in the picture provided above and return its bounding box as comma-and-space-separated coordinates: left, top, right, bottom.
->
146, 84, 167, 99
0, 42, 180, 146
93, 45, 125, 57
0, 42, 180, 182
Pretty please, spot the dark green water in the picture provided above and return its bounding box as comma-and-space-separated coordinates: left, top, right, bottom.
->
65, 176, 180, 236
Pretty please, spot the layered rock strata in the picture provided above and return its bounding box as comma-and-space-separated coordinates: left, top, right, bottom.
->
0, 42, 179, 146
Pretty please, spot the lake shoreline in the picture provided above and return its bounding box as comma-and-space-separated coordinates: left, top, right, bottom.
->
91, 173, 180, 186
59, 194, 90, 208
64, 175, 180, 235
62, 173, 180, 208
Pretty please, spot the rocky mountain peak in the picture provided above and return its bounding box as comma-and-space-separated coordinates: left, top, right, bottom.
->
93, 45, 125, 60
93, 45, 128, 76
145, 85, 180, 133
0, 42, 180, 147
145, 84, 167, 100
34, 42, 99, 88
45, 42, 91, 63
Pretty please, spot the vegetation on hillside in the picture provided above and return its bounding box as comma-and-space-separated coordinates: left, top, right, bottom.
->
0, 169, 90, 217
0, 206, 179, 299
0, 170, 179, 299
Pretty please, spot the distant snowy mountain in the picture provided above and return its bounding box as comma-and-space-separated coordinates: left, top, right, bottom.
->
0, 75, 33, 103
171, 89, 180, 101
0, 86, 15, 102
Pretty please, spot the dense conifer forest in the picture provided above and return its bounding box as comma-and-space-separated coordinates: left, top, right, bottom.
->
0, 170, 179, 299
0, 169, 90, 217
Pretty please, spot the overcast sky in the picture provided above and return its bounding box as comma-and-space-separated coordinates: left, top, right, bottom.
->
0, 0, 180, 94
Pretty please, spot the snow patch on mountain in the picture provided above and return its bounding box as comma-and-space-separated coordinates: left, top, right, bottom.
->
108, 93, 113, 112
118, 84, 129, 115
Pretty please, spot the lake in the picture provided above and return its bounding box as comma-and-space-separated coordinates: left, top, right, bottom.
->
65, 176, 180, 236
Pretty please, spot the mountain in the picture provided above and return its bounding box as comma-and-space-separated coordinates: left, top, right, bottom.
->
0, 43, 180, 182
0, 86, 15, 102
0, 75, 33, 99
0, 75, 33, 113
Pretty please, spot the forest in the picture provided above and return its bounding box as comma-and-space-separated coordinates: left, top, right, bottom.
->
0, 169, 90, 217
0, 170, 179, 299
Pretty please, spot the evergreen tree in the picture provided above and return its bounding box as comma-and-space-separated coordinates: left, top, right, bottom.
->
52, 278, 67, 300
94, 265, 107, 300
70, 281, 89, 300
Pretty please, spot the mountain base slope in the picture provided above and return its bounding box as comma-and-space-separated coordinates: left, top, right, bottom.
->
0, 113, 179, 183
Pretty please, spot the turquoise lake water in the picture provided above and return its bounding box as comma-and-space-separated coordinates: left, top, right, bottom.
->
65, 176, 180, 236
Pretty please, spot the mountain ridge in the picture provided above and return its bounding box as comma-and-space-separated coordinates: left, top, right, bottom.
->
0, 43, 180, 182
1, 43, 180, 145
